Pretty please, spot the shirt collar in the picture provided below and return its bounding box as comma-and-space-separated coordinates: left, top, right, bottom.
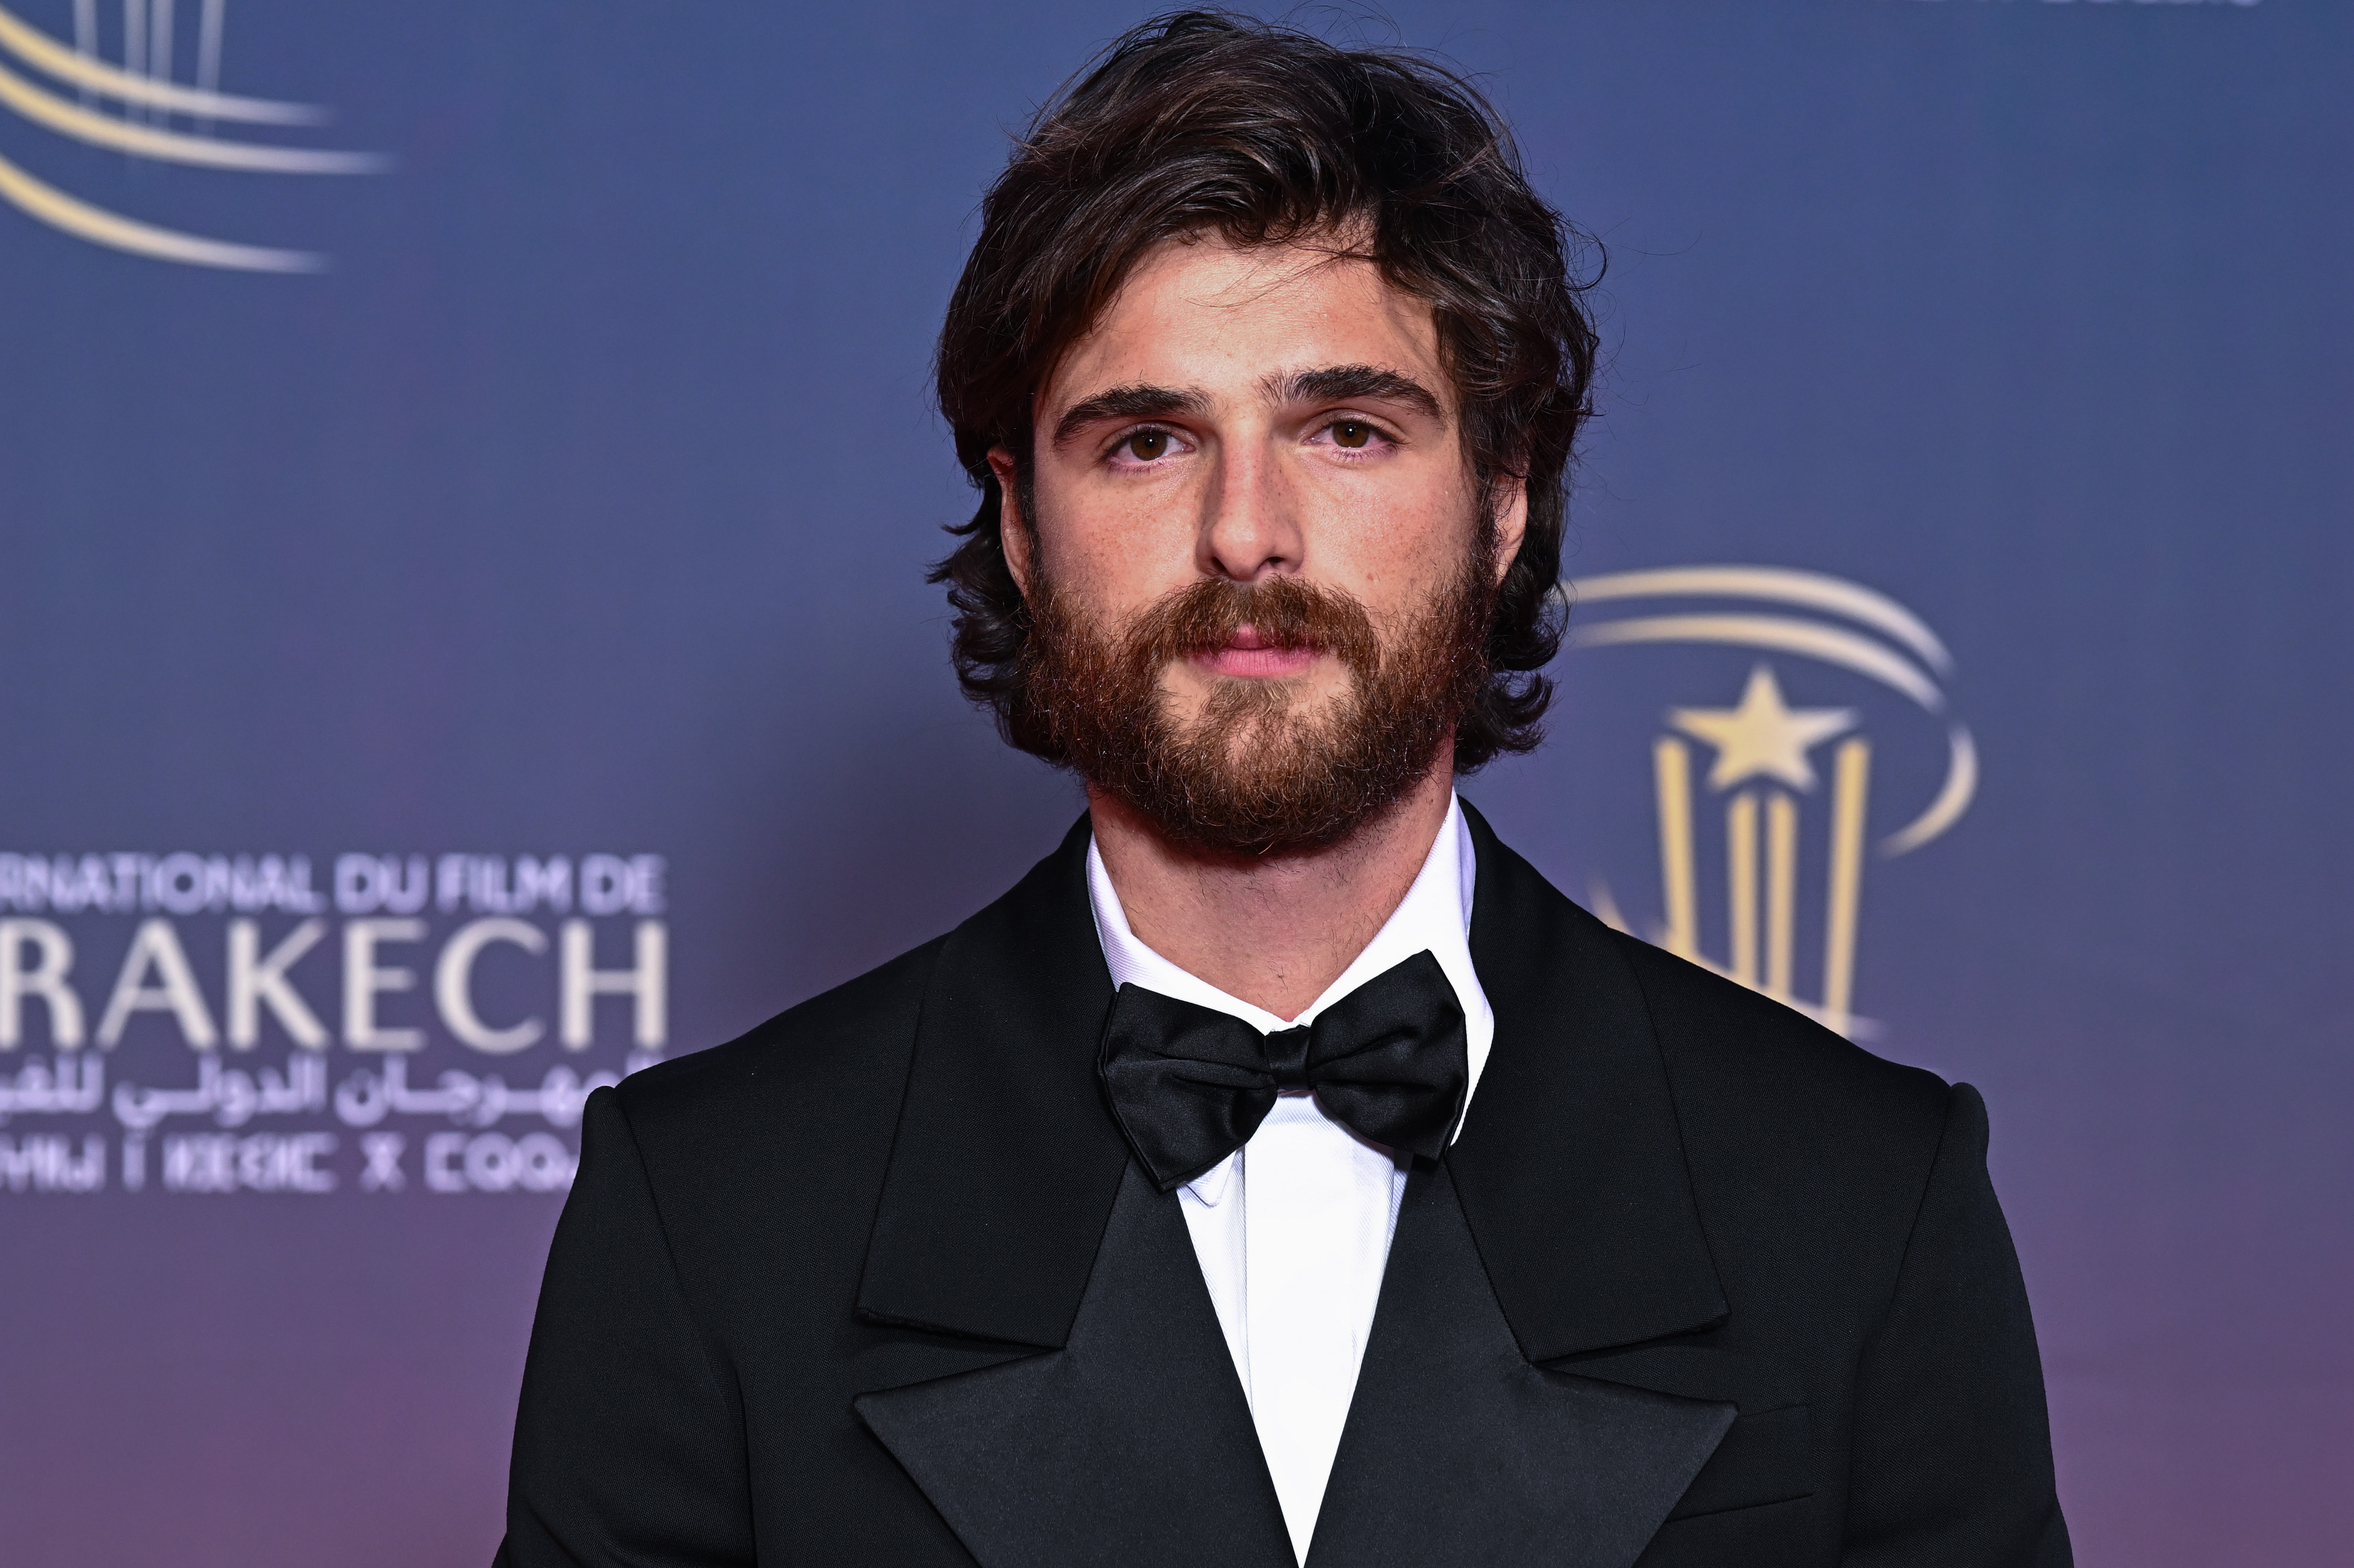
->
1086, 794, 1495, 1202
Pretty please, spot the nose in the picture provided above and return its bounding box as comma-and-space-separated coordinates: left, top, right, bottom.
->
1196, 439, 1304, 582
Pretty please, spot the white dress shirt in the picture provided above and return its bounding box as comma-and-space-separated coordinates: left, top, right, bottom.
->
1085, 795, 1494, 1564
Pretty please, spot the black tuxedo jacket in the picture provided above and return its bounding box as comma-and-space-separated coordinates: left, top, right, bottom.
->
497, 807, 2069, 1567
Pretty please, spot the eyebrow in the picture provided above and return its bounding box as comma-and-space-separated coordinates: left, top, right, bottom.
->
1051, 384, 1211, 446
1047, 364, 1446, 448
1268, 364, 1445, 422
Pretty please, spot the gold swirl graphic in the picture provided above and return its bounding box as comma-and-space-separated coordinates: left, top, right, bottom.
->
0, 1, 383, 271
0, 144, 318, 269
1564, 566, 1977, 857
0, 55, 379, 172
0, 3, 319, 122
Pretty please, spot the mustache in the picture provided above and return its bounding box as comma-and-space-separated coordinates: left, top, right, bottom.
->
1014, 553, 1498, 856
1118, 574, 1382, 674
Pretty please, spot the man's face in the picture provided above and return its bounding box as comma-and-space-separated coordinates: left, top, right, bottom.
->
992, 234, 1527, 853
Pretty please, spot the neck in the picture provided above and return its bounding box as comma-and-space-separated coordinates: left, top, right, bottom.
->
1088, 759, 1455, 1021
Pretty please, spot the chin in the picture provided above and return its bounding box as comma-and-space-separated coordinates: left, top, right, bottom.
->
1179, 683, 1337, 743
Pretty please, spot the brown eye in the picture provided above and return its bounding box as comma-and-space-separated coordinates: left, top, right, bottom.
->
1124, 430, 1170, 462
1332, 420, 1372, 449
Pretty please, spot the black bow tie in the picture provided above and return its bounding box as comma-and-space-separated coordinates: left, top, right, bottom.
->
1097, 950, 1470, 1193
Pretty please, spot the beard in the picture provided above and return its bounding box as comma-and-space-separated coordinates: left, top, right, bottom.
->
1015, 548, 1497, 857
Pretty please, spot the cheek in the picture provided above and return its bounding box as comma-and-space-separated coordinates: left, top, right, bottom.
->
1034, 487, 1197, 606
1040, 530, 1160, 617
1324, 472, 1481, 608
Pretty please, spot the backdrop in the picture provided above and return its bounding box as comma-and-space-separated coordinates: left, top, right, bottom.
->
2, 2, 2345, 1564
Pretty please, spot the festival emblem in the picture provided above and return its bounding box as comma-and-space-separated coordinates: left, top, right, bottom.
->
1562, 566, 1977, 1039
0, 0, 383, 271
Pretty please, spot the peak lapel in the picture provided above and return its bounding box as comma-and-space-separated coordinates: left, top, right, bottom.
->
856, 815, 1131, 1348
1451, 802, 1730, 1360
1311, 1163, 1735, 1568
856, 1163, 1294, 1568
854, 818, 1289, 1561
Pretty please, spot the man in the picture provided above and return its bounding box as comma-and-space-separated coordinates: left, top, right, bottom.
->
497, 14, 2069, 1567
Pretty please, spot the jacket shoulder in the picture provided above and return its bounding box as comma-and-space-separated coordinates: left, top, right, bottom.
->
612, 934, 948, 1155
1604, 928, 1976, 1343
1608, 928, 1953, 1176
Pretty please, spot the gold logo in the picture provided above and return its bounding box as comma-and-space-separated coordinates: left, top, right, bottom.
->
0, 1, 384, 272
1563, 566, 1977, 1039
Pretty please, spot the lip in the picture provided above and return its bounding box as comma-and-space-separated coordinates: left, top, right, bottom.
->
1189, 624, 1318, 679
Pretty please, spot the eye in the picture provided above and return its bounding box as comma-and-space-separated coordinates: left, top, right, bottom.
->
1331, 419, 1374, 450
1123, 429, 1172, 462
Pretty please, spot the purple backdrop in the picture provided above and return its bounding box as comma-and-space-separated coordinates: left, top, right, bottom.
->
1, 2, 2346, 1564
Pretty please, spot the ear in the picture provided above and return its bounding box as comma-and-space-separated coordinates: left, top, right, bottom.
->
1488, 474, 1529, 588
987, 448, 1035, 599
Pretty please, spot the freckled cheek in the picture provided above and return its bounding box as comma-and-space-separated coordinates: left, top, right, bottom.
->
1044, 504, 1196, 610
1323, 488, 1468, 606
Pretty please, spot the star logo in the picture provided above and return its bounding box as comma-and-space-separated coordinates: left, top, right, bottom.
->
1561, 565, 1980, 1039
1669, 665, 1856, 793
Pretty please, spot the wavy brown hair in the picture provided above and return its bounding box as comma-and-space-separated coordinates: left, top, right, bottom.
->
931, 10, 1600, 771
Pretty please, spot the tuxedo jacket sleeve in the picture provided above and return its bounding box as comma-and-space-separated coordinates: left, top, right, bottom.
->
1840, 1084, 2069, 1566
493, 811, 2068, 1568
496, 943, 973, 1568
496, 1085, 757, 1568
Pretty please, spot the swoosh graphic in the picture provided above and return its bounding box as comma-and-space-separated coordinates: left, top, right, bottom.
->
1880, 726, 1976, 857
0, 55, 382, 172
0, 145, 321, 270
1564, 613, 1946, 711
1565, 565, 1954, 674
0, 1, 323, 124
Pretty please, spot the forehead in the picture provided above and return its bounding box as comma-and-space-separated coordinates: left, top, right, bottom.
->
1041, 236, 1445, 414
